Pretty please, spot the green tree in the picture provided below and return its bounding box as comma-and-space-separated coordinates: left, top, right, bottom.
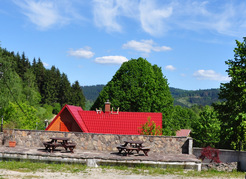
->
0, 49, 24, 109
15, 52, 30, 80
58, 73, 71, 107
171, 106, 198, 130
0, 45, 88, 129
42, 66, 60, 105
91, 57, 173, 133
138, 117, 162, 135
191, 106, 221, 148
22, 68, 41, 106
214, 38, 246, 150
3, 102, 40, 130
32, 58, 46, 99
70, 81, 85, 109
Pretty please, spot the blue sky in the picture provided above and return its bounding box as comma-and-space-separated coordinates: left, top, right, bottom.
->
0, 0, 245, 90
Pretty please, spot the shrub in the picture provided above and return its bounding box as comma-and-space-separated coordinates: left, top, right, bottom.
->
199, 146, 221, 163
138, 117, 162, 135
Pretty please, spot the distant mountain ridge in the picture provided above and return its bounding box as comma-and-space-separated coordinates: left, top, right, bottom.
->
82, 85, 220, 108
170, 88, 220, 107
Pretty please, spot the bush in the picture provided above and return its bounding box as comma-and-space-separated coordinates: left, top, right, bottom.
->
138, 117, 162, 135
199, 146, 221, 163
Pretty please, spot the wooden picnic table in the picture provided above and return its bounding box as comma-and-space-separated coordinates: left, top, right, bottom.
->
124, 140, 143, 145
117, 140, 150, 156
43, 137, 76, 153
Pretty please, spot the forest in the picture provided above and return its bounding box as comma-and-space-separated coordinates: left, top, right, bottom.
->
0, 47, 85, 130
1, 37, 246, 151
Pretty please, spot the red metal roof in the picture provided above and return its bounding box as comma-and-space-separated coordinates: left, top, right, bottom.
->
66, 105, 88, 132
46, 104, 89, 132
176, 129, 191, 137
79, 110, 162, 135
46, 104, 162, 135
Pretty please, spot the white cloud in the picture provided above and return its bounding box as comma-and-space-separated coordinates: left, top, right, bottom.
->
193, 70, 231, 82
139, 0, 173, 36
94, 56, 128, 65
68, 47, 94, 59
14, 0, 246, 37
171, 1, 246, 37
93, 0, 121, 32
152, 46, 172, 52
122, 39, 171, 53
165, 65, 176, 71
92, 0, 138, 32
14, 0, 64, 30
42, 62, 49, 67
92, 0, 173, 36
13, 0, 85, 30
91, 0, 246, 37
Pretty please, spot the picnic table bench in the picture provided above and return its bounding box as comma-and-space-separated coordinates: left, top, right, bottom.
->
43, 137, 76, 153
117, 140, 150, 156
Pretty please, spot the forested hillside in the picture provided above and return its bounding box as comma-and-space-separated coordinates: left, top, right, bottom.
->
170, 88, 220, 107
82, 85, 104, 102
82, 85, 220, 108
0, 47, 85, 129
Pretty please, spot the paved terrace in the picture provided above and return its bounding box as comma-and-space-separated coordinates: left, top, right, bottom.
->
0, 146, 201, 171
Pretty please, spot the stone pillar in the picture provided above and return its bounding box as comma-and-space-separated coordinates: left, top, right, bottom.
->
0, 132, 3, 146
188, 138, 193, 155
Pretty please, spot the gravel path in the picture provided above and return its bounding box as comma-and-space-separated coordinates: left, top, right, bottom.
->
0, 168, 238, 179
0, 168, 179, 179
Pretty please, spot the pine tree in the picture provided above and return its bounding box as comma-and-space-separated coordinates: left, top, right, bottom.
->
58, 73, 71, 107
70, 81, 85, 109
42, 66, 60, 105
32, 58, 46, 100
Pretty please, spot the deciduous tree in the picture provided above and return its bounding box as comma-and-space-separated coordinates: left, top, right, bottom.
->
3, 102, 40, 130
91, 57, 174, 133
214, 37, 246, 150
191, 106, 221, 148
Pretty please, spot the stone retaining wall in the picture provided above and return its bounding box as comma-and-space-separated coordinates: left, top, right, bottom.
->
2, 129, 192, 154
202, 162, 238, 172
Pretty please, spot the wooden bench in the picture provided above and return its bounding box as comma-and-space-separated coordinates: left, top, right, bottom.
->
117, 146, 138, 155
116, 146, 127, 154
140, 147, 150, 156
43, 137, 76, 153
117, 146, 151, 156
43, 142, 62, 152
64, 143, 76, 153
125, 147, 141, 155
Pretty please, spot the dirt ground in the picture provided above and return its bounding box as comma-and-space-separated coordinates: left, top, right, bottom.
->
0, 168, 179, 179
0, 168, 240, 179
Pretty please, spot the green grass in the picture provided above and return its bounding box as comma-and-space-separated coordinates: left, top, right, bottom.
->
0, 160, 87, 173
183, 169, 245, 178
101, 164, 245, 178
0, 160, 245, 178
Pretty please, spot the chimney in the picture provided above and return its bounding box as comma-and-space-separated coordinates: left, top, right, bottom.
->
105, 100, 111, 113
